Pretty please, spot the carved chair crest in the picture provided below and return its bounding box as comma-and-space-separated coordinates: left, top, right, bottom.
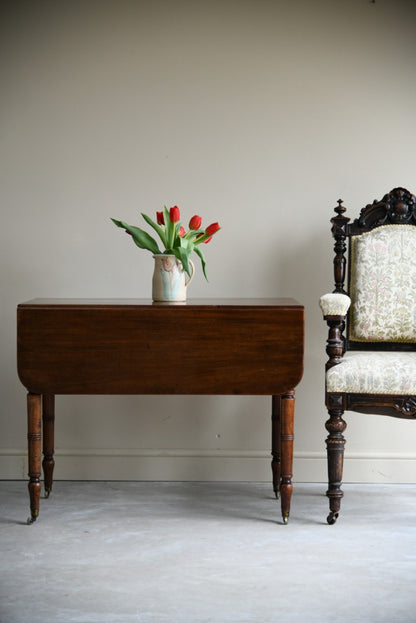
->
351, 187, 416, 232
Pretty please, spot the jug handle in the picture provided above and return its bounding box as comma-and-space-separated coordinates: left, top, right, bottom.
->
185, 260, 195, 288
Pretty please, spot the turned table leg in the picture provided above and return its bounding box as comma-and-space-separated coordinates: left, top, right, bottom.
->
280, 390, 295, 524
271, 395, 281, 499
27, 393, 42, 523
42, 394, 55, 498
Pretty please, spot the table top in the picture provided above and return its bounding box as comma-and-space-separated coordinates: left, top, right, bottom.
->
18, 298, 302, 309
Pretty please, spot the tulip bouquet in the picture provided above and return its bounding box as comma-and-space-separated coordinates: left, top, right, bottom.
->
111, 205, 220, 279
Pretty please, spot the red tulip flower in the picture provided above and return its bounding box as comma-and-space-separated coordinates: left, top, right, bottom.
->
169, 206, 180, 223
189, 215, 202, 230
156, 211, 164, 225
205, 222, 220, 236
178, 226, 186, 237
203, 236, 212, 244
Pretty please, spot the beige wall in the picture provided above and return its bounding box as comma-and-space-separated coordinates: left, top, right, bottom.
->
2, 0, 416, 483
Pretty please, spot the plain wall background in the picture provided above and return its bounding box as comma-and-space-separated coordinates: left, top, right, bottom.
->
2, 0, 416, 483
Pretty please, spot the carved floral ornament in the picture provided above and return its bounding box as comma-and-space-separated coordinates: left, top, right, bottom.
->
394, 397, 416, 417
353, 187, 416, 230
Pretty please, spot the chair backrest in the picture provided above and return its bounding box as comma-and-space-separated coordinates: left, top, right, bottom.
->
331, 187, 416, 351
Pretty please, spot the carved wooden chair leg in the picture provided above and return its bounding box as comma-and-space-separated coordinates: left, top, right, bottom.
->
27, 393, 42, 524
42, 394, 55, 498
325, 407, 347, 524
280, 390, 295, 524
271, 394, 281, 499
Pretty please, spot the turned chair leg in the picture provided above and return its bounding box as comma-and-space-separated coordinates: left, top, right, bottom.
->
42, 394, 55, 498
27, 393, 42, 524
325, 407, 347, 524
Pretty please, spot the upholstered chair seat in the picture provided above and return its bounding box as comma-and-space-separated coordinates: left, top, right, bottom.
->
326, 351, 416, 394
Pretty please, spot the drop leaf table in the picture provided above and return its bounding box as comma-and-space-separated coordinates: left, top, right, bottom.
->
17, 298, 304, 524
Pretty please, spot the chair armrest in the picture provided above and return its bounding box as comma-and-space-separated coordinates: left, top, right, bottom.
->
319, 293, 351, 318
320, 294, 350, 366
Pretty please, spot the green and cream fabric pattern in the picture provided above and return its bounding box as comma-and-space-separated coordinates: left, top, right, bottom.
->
321, 224, 416, 394
326, 351, 416, 394
349, 225, 416, 342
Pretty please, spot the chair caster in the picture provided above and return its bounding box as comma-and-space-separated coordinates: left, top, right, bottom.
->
274, 489, 280, 500
327, 511, 339, 525
27, 513, 38, 525
44, 488, 51, 499
282, 513, 289, 525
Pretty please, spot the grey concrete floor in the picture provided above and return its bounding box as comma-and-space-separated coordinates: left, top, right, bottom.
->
1, 481, 416, 623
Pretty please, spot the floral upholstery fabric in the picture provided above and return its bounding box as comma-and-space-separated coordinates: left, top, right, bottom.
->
326, 351, 416, 394
349, 225, 416, 342
319, 293, 351, 317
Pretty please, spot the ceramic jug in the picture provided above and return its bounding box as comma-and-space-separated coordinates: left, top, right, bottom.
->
152, 254, 195, 302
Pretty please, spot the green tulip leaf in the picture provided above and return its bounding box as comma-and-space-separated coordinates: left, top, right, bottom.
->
141, 213, 167, 249
111, 219, 161, 255
173, 238, 193, 277
194, 246, 208, 280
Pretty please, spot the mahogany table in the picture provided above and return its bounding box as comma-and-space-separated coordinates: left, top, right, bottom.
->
17, 298, 304, 524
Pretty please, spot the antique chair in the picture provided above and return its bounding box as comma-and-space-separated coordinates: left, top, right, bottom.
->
320, 187, 416, 524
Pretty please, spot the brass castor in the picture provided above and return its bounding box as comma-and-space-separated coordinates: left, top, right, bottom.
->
274, 489, 280, 500
27, 512, 38, 525
44, 488, 51, 499
282, 513, 289, 525
327, 511, 339, 525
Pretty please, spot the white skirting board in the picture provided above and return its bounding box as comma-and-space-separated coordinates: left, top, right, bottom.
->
1, 449, 416, 483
